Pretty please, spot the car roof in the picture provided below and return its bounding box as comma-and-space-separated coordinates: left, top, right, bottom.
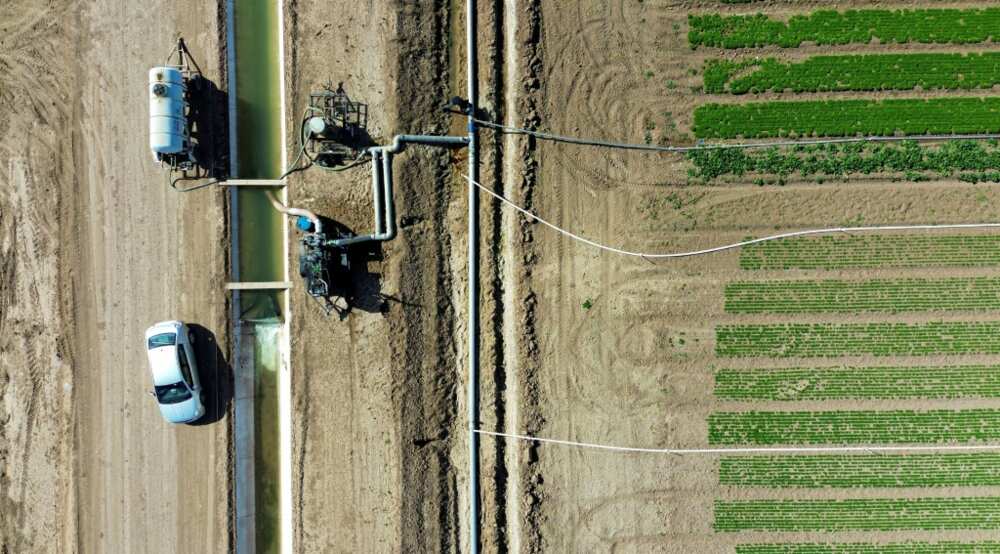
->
145, 320, 183, 340
147, 345, 183, 386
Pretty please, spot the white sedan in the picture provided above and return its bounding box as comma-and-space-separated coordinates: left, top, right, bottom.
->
144, 320, 205, 423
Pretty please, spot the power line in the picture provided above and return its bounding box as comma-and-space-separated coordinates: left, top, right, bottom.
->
475, 429, 1000, 455
464, 176, 1000, 259
472, 117, 1000, 153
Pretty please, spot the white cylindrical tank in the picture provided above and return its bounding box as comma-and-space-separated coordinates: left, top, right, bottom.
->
148, 67, 188, 156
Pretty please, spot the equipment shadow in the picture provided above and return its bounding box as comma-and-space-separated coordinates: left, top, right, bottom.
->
187, 75, 229, 179
314, 216, 392, 317
187, 323, 233, 425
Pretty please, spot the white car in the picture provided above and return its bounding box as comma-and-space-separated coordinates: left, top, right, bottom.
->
144, 320, 205, 423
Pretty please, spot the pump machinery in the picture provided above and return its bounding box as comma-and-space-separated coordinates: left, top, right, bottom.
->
149, 39, 471, 314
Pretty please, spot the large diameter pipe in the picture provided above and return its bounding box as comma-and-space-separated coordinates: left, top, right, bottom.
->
466, 0, 481, 551
266, 189, 322, 234
328, 135, 468, 247
372, 149, 385, 236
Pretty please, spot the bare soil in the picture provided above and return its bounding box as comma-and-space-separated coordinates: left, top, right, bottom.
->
1, 0, 230, 552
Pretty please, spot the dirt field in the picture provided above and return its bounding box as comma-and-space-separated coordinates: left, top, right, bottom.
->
9, 0, 1000, 552
1, 0, 230, 552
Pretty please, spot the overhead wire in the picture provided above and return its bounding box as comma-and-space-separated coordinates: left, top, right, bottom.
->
464, 175, 1000, 259
474, 429, 1000, 455
471, 117, 1000, 152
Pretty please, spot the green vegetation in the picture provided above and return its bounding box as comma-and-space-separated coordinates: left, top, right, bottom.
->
689, 8, 1000, 49
709, 409, 1000, 444
740, 235, 1000, 271
688, 140, 1000, 181
704, 53, 1000, 95
736, 544, 1000, 554
693, 97, 1000, 139
716, 497, 1000, 531
717, 322, 1000, 358
724, 277, 1000, 314
719, 453, 1000, 487
715, 365, 1000, 401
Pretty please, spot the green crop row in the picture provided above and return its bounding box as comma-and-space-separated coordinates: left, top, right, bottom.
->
688, 139, 1000, 181
709, 409, 1000, 445
716, 497, 1000, 532
717, 322, 1000, 358
737, 542, 1000, 553
740, 235, 1000, 271
724, 277, 1000, 314
714, 365, 1000, 401
689, 8, 1000, 49
704, 53, 1000, 95
693, 97, 1000, 139
719, 453, 1000, 487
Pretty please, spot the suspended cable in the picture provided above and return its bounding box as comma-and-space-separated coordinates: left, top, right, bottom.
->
475, 429, 1000, 455
464, 176, 1000, 259
472, 117, 1000, 153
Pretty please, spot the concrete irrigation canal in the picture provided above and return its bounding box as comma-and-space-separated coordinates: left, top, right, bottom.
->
228, 0, 288, 552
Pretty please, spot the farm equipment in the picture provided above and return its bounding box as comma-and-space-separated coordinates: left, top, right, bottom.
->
148, 38, 203, 171
303, 83, 367, 168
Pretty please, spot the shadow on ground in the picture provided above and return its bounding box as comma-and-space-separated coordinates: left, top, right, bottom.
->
187, 323, 233, 425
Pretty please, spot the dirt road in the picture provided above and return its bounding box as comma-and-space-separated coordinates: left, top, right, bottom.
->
1, 0, 231, 552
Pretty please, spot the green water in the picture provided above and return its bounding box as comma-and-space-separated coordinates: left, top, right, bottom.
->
235, 0, 284, 322
233, 0, 284, 551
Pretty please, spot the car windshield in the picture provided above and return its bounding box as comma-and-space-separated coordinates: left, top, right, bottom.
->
154, 381, 192, 405
148, 332, 176, 349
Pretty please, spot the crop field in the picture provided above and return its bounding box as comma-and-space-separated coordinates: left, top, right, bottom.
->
688, 140, 1000, 182
719, 454, 1000, 488
715, 364, 1000, 401
704, 54, 1000, 95
725, 277, 1000, 314
740, 235, 1000, 270
525, 2, 1000, 552
735, 544, 1000, 554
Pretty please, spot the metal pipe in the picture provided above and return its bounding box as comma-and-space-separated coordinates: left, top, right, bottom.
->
265, 189, 323, 234
371, 149, 385, 236
327, 135, 468, 247
381, 150, 397, 241
466, 0, 481, 551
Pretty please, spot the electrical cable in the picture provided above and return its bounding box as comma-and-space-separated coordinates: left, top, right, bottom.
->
464, 175, 1000, 259
474, 429, 1000, 455
471, 117, 1000, 153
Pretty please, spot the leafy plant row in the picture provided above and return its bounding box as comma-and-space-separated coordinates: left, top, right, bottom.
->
740, 235, 1000, 271
688, 139, 1000, 181
693, 97, 1000, 139
708, 409, 1000, 445
737, 543, 1000, 554
716, 497, 1000, 531
689, 8, 1000, 49
714, 364, 1000, 401
716, 322, 1000, 358
719, 453, 1000, 487
724, 277, 1000, 314
704, 53, 1000, 95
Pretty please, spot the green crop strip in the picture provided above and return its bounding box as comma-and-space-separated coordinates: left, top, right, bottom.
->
736, 542, 1000, 553
688, 139, 1000, 181
689, 8, 1000, 49
719, 453, 1000, 487
724, 277, 1000, 314
716, 497, 1000, 531
708, 409, 1000, 445
693, 97, 1000, 139
717, 322, 1000, 358
704, 53, 1000, 95
715, 365, 1000, 401
740, 235, 1000, 271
